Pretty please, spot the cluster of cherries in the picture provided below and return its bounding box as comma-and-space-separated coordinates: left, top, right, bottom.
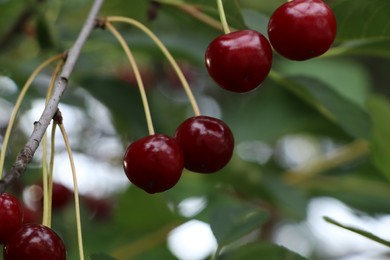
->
206, 0, 337, 93
0, 191, 67, 259
122, 0, 336, 193
123, 115, 235, 193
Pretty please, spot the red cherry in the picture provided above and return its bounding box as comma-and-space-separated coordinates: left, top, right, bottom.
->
123, 134, 184, 194
268, 0, 337, 61
205, 30, 272, 93
3, 223, 66, 260
0, 193, 23, 244
175, 116, 234, 173
50, 182, 72, 210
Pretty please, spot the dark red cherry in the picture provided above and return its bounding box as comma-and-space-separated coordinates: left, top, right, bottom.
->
268, 0, 337, 61
0, 193, 23, 244
50, 182, 72, 210
205, 29, 272, 93
3, 223, 66, 260
123, 134, 184, 194
175, 116, 234, 173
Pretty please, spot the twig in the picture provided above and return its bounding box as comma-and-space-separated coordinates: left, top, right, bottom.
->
0, 0, 105, 194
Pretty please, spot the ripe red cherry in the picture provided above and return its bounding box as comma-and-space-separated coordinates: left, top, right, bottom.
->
205, 30, 272, 93
175, 116, 234, 173
3, 223, 66, 260
0, 193, 23, 244
123, 134, 184, 194
268, 0, 337, 61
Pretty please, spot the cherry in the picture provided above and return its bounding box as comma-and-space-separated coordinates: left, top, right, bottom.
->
50, 182, 72, 210
123, 134, 184, 194
175, 116, 234, 173
268, 0, 337, 61
3, 223, 66, 260
205, 29, 272, 93
0, 193, 23, 244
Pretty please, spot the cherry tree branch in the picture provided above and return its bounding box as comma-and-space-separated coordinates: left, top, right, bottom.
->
0, 0, 105, 194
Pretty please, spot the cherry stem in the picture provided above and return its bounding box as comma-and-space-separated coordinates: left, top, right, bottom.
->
0, 54, 63, 179
42, 59, 64, 228
47, 122, 57, 226
106, 16, 201, 117
105, 21, 155, 135
216, 0, 230, 34
58, 118, 85, 260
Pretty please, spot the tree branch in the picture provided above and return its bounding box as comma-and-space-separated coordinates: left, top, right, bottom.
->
0, 0, 105, 194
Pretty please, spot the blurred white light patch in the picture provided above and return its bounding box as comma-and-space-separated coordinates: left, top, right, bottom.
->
0, 76, 18, 95
195, 95, 221, 119
274, 197, 390, 259
237, 140, 273, 164
275, 134, 322, 169
53, 152, 129, 198
177, 197, 207, 218
168, 220, 217, 260
18, 99, 86, 144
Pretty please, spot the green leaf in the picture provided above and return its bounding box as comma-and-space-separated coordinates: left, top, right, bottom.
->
332, 0, 390, 41
367, 95, 390, 180
219, 242, 307, 260
210, 204, 268, 246
269, 71, 372, 139
277, 58, 370, 108
89, 253, 117, 260
329, 38, 390, 58
324, 216, 390, 247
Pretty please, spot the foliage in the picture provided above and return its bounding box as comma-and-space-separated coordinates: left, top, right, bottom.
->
1, 0, 390, 259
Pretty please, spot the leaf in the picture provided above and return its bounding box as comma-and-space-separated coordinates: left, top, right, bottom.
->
89, 253, 117, 260
219, 242, 307, 260
324, 216, 390, 247
367, 95, 390, 180
330, 38, 390, 58
210, 204, 268, 246
269, 71, 372, 139
329, 0, 390, 57
277, 58, 370, 108
332, 0, 390, 41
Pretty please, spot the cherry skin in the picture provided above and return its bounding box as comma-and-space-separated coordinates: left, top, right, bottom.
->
0, 193, 23, 244
268, 0, 337, 61
175, 116, 234, 173
205, 29, 272, 93
123, 134, 184, 194
3, 223, 66, 260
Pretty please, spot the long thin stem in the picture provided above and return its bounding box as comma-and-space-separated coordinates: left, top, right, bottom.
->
0, 54, 63, 179
47, 122, 57, 225
42, 59, 64, 227
0, 0, 105, 195
105, 22, 155, 135
216, 0, 230, 34
106, 16, 201, 116
59, 121, 84, 260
